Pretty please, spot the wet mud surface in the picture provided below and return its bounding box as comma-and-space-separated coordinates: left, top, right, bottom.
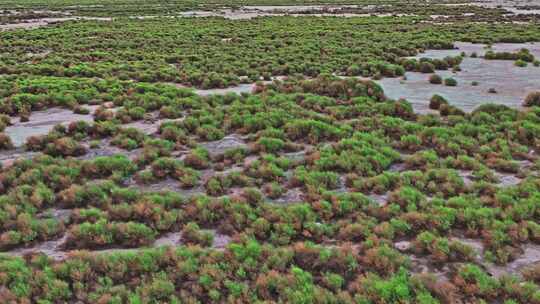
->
368, 193, 389, 206
160, 41, 540, 113
0, 16, 112, 30
3, 223, 232, 260
397, 235, 540, 281
0, 42, 537, 286
472, 0, 540, 15
1, 1, 540, 33
5, 106, 98, 147
377, 42, 540, 112
0, 5, 405, 31
178, 5, 410, 20
201, 134, 248, 155
0, 148, 38, 167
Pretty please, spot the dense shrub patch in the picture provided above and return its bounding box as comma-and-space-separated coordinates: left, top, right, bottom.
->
0, 10, 539, 303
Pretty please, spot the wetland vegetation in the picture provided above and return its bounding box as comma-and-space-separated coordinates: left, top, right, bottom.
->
0, 0, 540, 303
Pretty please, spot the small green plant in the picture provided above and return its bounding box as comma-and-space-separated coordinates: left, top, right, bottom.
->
428, 74, 442, 84
0, 133, 14, 150
444, 77, 457, 86
515, 59, 527, 67
429, 94, 448, 110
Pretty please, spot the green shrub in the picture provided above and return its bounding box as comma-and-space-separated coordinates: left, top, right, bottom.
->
524, 91, 540, 107
428, 74, 442, 84
444, 77, 457, 86
515, 59, 527, 67
429, 94, 448, 110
